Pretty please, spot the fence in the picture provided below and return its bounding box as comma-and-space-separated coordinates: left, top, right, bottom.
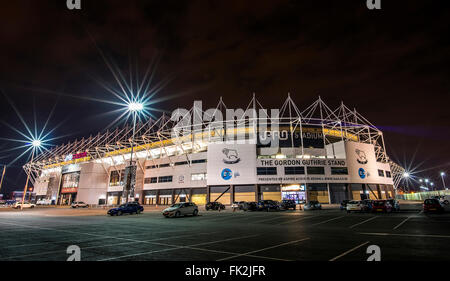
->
396, 190, 450, 201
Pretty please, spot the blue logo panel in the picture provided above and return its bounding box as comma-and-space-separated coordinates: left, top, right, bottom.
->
358, 168, 366, 179
221, 168, 232, 180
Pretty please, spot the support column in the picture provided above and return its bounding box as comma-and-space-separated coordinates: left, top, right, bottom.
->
362, 184, 367, 200
230, 185, 235, 205
376, 184, 382, 199
206, 186, 210, 203
189, 188, 193, 203
254, 184, 259, 202
347, 183, 352, 200
171, 189, 175, 204
156, 189, 160, 206
327, 183, 332, 204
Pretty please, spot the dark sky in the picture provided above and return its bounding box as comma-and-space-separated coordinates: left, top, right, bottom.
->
0, 0, 449, 193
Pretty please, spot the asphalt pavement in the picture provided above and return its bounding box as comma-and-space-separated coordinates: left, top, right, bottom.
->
0, 202, 449, 261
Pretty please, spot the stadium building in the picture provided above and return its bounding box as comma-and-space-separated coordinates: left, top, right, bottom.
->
26, 96, 405, 206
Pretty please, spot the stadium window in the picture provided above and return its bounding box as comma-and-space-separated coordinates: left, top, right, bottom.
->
284, 166, 305, 175
191, 159, 207, 164
331, 167, 348, 175
158, 176, 173, 183
385, 171, 391, 178
145, 165, 157, 169
378, 169, 385, 177
257, 167, 277, 175
191, 173, 207, 181
144, 177, 157, 184
159, 163, 170, 168
174, 161, 189, 166
307, 167, 325, 175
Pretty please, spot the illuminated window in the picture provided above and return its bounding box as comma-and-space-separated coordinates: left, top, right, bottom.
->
191, 173, 207, 181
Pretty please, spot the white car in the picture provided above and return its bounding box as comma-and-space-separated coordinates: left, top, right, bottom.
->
71, 201, 89, 208
13, 202, 36, 209
36, 199, 52, 205
346, 200, 364, 213
162, 202, 198, 217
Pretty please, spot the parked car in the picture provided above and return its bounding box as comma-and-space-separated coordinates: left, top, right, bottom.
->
36, 199, 52, 205
71, 201, 89, 208
231, 202, 240, 210
163, 202, 198, 218
13, 202, 36, 209
433, 195, 450, 206
386, 199, 400, 211
372, 200, 392, 213
303, 200, 322, 210
346, 200, 365, 213
280, 199, 296, 210
205, 201, 225, 211
340, 200, 350, 210
107, 202, 144, 216
423, 198, 445, 213
257, 200, 280, 211
362, 199, 374, 212
244, 201, 258, 211
237, 201, 248, 210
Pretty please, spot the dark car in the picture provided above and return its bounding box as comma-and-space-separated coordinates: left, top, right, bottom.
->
237, 201, 248, 210
386, 199, 400, 212
340, 200, 350, 210
257, 200, 280, 211
371, 200, 392, 213
423, 199, 444, 213
205, 201, 225, 211
107, 202, 144, 216
280, 199, 296, 210
303, 200, 322, 210
244, 201, 258, 211
362, 199, 373, 212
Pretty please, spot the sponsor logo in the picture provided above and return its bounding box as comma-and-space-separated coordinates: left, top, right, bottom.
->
222, 148, 240, 164
221, 168, 232, 180
358, 168, 366, 179
355, 149, 368, 164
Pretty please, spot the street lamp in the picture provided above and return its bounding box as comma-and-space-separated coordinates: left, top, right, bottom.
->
20, 139, 41, 210
440, 172, 447, 190
123, 101, 144, 203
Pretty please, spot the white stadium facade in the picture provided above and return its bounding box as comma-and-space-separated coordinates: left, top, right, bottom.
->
26, 96, 405, 206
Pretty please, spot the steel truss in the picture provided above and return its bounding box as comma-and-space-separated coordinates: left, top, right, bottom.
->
24, 96, 405, 190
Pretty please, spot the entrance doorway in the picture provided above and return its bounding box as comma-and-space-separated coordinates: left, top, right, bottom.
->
281, 184, 306, 204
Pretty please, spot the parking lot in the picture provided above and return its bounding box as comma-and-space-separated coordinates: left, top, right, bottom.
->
0, 202, 449, 261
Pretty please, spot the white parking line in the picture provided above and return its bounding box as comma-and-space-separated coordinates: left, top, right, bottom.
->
277, 215, 314, 225
216, 237, 310, 261
99, 234, 259, 261
359, 232, 450, 239
3, 231, 219, 259
2, 228, 194, 249
349, 216, 378, 229
329, 241, 370, 261
393, 216, 412, 230
310, 216, 345, 226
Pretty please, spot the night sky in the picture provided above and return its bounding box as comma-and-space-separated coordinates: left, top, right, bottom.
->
0, 0, 449, 193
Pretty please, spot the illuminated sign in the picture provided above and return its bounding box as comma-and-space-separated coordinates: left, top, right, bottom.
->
65, 152, 88, 161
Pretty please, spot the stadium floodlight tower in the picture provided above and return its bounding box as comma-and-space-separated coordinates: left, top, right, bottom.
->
20, 139, 41, 210
123, 101, 144, 203
440, 172, 447, 190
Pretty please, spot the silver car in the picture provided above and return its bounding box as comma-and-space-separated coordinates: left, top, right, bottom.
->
163, 202, 199, 218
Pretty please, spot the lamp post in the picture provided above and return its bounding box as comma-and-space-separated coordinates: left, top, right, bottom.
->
441, 172, 447, 190
0, 165, 6, 195
403, 172, 409, 192
123, 102, 143, 203
20, 140, 41, 210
